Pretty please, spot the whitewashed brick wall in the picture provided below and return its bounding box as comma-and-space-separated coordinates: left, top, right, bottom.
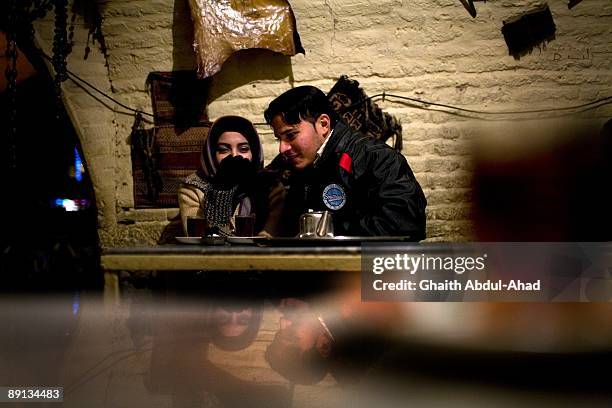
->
32, 0, 612, 245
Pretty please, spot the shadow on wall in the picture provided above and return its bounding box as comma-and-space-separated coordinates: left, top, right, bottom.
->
172, 0, 198, 72
172, 0, 294, 107
205, 49, 294, 104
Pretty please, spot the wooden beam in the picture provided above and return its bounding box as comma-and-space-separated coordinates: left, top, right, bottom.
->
101, 254, 362, 272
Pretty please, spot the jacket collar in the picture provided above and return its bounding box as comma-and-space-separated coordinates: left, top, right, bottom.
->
313, 121, 352, 168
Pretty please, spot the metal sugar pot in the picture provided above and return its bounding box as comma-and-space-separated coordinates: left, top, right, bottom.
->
299, 210, 334, 238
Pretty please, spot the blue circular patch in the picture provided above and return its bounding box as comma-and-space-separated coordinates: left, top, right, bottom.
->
322, 184, 346, 210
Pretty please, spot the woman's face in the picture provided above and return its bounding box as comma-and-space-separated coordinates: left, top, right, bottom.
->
215, 131, 252, 163
212, 307, 254, 337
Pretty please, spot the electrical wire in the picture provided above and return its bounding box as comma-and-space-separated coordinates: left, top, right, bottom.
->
39, 50, 155, 119
388, 93, 612, 114
344, 92, 612, 115
38, 49, 612, 122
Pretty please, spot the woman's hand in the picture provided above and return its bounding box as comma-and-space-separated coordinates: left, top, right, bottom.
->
213, 155, 255, 189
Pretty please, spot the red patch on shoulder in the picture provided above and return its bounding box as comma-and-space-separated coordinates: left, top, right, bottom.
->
339, 153, 352, 173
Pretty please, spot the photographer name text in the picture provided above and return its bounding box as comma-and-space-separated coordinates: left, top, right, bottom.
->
373, 279, 541, 292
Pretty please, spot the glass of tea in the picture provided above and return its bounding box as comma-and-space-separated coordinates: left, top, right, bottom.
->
234, 214, 255, 237
187, 216, 208, 237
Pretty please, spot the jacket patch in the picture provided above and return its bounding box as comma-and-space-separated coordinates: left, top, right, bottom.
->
322, 184, 346, 210
339, 153, 352, 173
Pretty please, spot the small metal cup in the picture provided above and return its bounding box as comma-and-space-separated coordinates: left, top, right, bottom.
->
299, 210, 334, 239
316, 210, 333, 237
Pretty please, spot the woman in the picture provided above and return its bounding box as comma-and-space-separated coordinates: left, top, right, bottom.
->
209, 301, 264, 351
178, 115, 283, 237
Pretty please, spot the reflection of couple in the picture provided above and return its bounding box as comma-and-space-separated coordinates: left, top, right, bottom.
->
146, 293, 397, 408
147, 299, 291, 407
266, 285, 403, 386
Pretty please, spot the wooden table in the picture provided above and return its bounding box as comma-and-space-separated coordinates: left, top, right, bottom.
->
101, 245, 363, 301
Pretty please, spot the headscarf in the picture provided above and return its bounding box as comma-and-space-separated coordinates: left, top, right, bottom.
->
183, 116, 263, 230
200, 115, 264, 178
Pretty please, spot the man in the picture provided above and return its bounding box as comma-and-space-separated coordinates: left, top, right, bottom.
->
265, 86, 427, 239
265, 298, 333, 384
265, 292, 404, 385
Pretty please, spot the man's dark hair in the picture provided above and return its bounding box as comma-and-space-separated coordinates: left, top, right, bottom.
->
264, 85, 338, 127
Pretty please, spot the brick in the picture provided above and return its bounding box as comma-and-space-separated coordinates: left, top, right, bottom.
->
418, 170, 473, 189
426, 220, 475, 241
70, 107, 116, 126
80, 125, 113, 157
66, 57, 110, 76
410, 157, 463, 173
401, 139, 471, 156
65, 92, 110, 110
62, 75, 113, 97
427, 204, 472, 221
107, 78, 146, 93
88, 167, 116, 191
117, 209, 169, 223
99, 222, 168, 247
424, 188, 473, 205
102, 0, 174, 18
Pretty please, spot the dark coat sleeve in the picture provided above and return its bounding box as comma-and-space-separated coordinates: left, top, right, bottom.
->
348, 146, 427, 240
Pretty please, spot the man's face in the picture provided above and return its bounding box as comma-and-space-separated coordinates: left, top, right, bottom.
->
265, 298, 333, 384
276, 298, 320, 352
270, 114, 331, 170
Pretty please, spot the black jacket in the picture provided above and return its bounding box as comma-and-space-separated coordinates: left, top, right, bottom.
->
272, 121, 427, 239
